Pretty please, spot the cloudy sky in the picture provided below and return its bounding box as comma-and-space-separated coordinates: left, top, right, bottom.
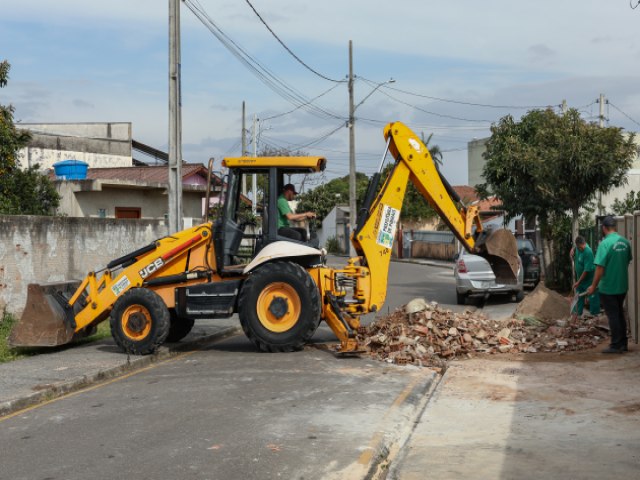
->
1, 1, 639, 185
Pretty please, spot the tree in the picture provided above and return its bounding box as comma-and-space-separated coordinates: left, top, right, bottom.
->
0, 60, 59, 215
295, 172, 369, 222
611, 190, 640, 215
478, 108, 636, 239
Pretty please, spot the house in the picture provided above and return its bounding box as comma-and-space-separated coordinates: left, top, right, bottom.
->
318, 205, 350, 252
51, 164, 224, 224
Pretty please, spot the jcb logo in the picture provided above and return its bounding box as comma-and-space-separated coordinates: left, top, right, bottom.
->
139, 258, 165, 279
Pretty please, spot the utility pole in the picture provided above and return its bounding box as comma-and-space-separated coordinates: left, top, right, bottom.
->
348, 40, 356, 256
561, 99, 568, 114
168, 0, 183, 234
598, 93, 607, 215
242, 101, 247, 196
252, 114, 258, 214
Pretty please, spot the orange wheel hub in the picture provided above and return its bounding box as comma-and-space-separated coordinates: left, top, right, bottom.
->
256, 282, 301, 333
121, 305, 152, 340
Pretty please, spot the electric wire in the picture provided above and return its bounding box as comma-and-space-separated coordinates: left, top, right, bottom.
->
609, 102, 640, 128
184, 0, 344, 122
242, 0, 344, 83
261, 83, 343, 121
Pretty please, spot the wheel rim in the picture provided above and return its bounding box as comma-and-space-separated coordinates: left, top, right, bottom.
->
256, 282, 301, 333
121, 304, 152, 340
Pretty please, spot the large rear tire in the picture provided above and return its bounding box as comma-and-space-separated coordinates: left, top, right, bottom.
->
110, 288, 170, 355
165, 309, 196, 343
238, 261, 321, 352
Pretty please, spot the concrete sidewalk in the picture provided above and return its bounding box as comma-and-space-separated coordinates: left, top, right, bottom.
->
388, 346, 640, 479
0, 318, 241, 417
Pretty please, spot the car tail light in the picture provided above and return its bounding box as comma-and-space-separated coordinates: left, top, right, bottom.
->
531, 255, 539, 265
457, 258, 468, 273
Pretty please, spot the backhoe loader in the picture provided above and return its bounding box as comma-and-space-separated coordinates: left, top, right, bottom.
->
10, 122, 519, 354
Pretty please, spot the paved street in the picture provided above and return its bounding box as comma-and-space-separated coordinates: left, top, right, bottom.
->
0, 260, 525, 479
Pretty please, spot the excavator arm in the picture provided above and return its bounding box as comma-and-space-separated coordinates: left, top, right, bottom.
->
324, 122, 520, 351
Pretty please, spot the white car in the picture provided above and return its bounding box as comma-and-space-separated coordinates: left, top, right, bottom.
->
454, 249, 524, 305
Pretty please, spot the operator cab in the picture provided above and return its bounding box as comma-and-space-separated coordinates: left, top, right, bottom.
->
213, 156, 325, 273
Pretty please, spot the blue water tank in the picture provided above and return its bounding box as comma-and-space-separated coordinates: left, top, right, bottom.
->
53, 160, 88, 180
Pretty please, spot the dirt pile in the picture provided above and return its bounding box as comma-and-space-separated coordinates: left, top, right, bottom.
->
357, 298, 605, 368
514, 282, 570, 322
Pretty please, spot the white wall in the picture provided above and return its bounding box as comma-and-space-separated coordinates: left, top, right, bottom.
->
0, 216, 167, 315
17, 122, 133, 170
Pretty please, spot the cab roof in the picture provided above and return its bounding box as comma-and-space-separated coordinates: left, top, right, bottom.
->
222, 156, 326, 173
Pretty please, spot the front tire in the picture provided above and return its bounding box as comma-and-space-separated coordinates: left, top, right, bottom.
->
238, 261, 321, 352
110, 288, 170, 355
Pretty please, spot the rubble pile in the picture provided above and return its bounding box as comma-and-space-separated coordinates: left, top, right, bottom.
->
357, 298, 605, 368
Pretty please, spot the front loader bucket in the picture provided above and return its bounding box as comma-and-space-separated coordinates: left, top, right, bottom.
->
9, 281, 81, 348
475, 229, 520, 285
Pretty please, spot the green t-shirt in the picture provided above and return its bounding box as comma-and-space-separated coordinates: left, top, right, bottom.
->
594, 232, 632, 295
574, 244, 595, 288
277, 194, 292, 228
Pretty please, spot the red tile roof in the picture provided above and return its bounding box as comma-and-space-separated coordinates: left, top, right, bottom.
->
452, 185, 478, 203
83, 164, 208, 183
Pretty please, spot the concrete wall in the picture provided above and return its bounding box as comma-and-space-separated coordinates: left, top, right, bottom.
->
17, 122, 133, 170
0, 216, 167, 315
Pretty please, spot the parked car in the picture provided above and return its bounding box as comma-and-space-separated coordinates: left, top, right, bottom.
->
454, 249, 524, 305
517, 238, 540, 287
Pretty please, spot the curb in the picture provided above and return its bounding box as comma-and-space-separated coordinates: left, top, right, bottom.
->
0, 325, 241, 418
364, 369, 443, 480
379, 369, 449, 480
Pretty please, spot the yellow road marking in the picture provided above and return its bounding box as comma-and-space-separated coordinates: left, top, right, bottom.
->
0, 350, 198, 423
357, 375, 423, 465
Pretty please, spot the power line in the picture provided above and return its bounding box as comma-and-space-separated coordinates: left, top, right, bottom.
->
242, 0, 344, 83
261, 83, 343, 121
609, 102, 640, 128
184, 0, 344, 122
364, 79, 553, 110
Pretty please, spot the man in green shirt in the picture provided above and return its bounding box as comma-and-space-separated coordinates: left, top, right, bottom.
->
571, 236, 600, 317
587, 216, 633, 353
277, 184, 316, 242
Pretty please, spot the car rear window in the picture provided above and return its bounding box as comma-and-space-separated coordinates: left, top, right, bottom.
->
517, 239, 535, 252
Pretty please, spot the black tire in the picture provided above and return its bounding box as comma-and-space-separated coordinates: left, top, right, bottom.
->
456, 292, 466, 305
514, 290, 525, 302
238, 261, 321, 352
165, 309, 195, 343
110, 288, 170, 355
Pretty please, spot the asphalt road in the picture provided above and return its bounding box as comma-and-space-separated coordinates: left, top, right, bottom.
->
0, 260, 518, 480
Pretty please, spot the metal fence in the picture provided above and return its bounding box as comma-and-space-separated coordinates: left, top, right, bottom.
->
403, 230, 457, 261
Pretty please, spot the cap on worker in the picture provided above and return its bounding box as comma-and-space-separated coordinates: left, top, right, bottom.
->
283, 183, 298, 195
602, 215, 616, 227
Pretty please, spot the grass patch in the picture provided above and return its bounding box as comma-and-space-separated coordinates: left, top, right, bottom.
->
0, 310, 112, 364
0, 311, 33, 363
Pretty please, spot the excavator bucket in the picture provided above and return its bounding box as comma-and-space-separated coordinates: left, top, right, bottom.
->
475, 229, 521, 285
8, 281, 81, 348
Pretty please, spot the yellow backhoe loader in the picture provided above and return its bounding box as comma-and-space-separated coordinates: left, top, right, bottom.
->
9, 122, 519, 354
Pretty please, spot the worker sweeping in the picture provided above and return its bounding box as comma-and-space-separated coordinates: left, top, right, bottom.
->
570, 236, 600, 318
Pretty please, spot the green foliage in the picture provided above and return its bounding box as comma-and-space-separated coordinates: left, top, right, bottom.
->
611, 190, 640, 215
325, 236, 343, 254
296, 172, 370, 222
478, 108, 636, 226
0, 310, 26, 363
478, 108, 636, 286
0, 60, 59, 215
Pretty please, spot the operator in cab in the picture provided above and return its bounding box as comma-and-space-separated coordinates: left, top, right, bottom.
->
277, 183, 316, 241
